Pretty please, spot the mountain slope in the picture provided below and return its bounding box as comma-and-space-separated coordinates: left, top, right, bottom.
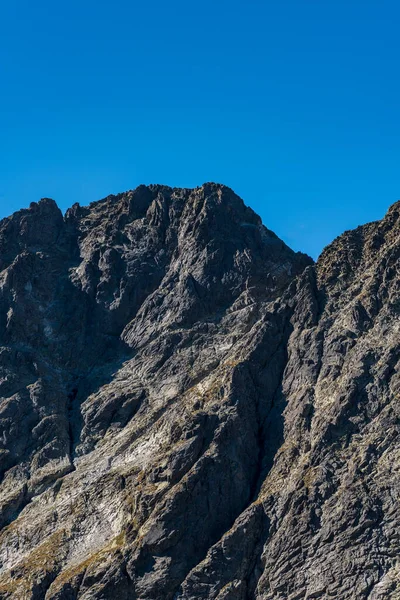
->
0, 184, 398, 600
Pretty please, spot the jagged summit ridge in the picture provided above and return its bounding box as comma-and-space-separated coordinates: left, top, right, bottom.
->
0, 185, 398, 599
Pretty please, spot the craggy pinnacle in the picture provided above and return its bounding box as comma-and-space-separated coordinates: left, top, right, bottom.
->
0, 184, 398, 600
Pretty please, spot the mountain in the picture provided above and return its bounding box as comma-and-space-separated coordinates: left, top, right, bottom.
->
0, 183, 398, 600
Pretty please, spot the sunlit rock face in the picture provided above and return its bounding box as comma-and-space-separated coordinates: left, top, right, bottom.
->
0, 184, 398, 600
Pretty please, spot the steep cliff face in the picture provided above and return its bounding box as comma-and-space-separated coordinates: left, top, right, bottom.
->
0, 184, 398, 600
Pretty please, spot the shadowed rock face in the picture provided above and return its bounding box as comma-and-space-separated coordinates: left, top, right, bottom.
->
0, 184, 398, 600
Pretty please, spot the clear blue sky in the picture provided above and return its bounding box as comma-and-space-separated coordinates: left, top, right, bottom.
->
1, 1, 399, 258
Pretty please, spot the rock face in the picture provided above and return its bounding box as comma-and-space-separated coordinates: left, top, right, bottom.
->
0, 183, 398, 599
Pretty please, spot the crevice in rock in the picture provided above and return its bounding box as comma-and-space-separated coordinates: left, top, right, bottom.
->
250, 319, 294, 502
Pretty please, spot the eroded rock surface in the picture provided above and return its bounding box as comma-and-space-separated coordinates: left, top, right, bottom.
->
0, 184, 398, 599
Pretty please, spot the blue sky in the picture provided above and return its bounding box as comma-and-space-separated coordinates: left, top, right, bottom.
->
1, 0, 399, 258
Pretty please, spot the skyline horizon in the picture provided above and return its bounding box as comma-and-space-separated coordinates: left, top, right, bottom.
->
2, 1, 400, 260
1, 180, 397, 261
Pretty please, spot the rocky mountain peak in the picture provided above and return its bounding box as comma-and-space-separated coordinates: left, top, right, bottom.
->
0, 187, 398, 599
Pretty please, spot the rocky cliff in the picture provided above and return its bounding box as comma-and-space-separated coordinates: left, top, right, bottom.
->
0, 183, 398, 599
